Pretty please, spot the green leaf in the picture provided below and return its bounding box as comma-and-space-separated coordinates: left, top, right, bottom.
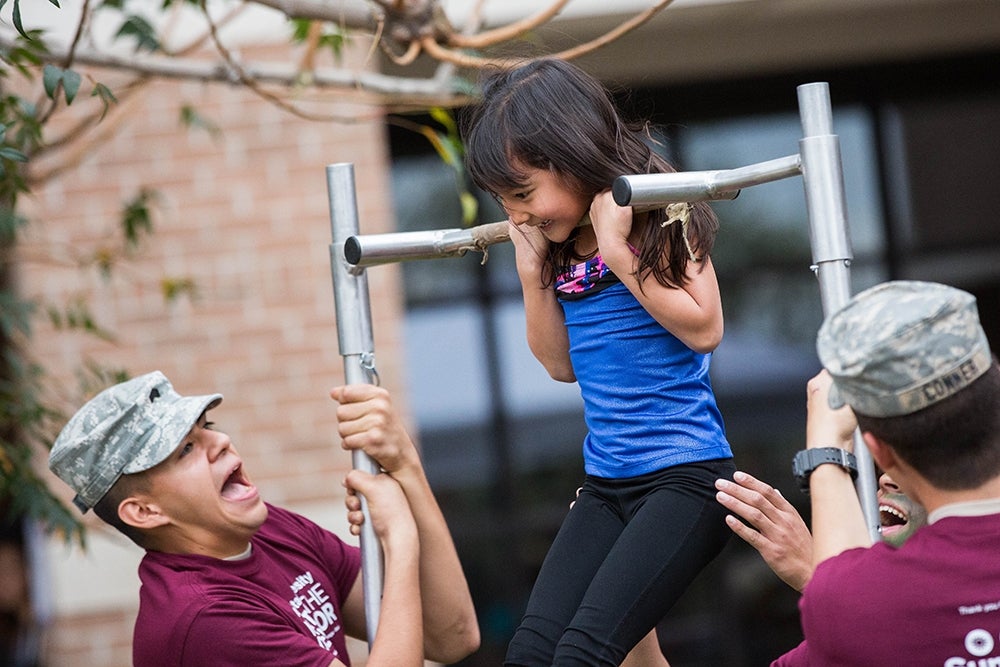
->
121, 187, 159, 248
429, 107, 459, 138
2, 33, 48, 78
179, 104, 220, 137
42, 64, 62, 100
47, 298, 115, 340
161, 277, 197, 302
290, 19, 312, 42
0, 206, 26, 245
460, 191, 479, 226
115, 14, 160, 52
0, 147, 28, 162
41, 65, 81, 104
91, 83, 118, 121
0, 290, 34, 339
288, 19, 346, 60
12, 0, 28, 40
61, 68, 81, 104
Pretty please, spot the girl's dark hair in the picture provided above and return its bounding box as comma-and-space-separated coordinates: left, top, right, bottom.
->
460, 57, 718, 288
855, 361, 1000, 490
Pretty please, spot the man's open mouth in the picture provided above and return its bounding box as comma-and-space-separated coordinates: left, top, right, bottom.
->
879, 503, 908, 529
221, 464, 253, 500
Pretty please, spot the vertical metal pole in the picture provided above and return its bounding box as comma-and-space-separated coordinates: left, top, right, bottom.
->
797, 83, 881, 542
326, 162, 384, 645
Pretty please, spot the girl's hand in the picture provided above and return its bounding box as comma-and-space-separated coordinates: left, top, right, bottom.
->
508, 220, 549, 280
589, 190, 634, 270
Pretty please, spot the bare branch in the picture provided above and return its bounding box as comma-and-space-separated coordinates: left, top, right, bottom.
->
419, 0, 676, 69
249, 0, 378, 27
381, 37, 423, 66
33, 0, 94, 126
161, 3, 250, 57
27, 86, 146, 185
447, 0, 572, 49
554, 0, 677, 61
0, 35, 465, 103
199, 3, 391, 122
62, 0, 91, 67
33, 77, 149, 160
296, 19, 325, 74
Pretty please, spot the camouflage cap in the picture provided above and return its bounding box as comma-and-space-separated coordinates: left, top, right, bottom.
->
817, 280, 992, 418
48, 371, 222, 513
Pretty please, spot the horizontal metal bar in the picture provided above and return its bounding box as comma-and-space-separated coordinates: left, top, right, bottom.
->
345, 220, 510, 267
612, 154, 802, 207
346, 155, 802, 268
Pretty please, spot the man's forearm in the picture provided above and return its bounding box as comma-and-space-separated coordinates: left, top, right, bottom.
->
392, 466, 480, 662
809, 464, 871, 567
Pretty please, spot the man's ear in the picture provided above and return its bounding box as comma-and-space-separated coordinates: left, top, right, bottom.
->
862, 432, 898, 475
118, 497, 170, 530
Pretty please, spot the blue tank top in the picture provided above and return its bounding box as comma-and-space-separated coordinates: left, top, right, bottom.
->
556, 257, 732, 478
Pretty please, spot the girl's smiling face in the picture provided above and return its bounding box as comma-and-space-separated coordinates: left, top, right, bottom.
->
493, 164, 591, 243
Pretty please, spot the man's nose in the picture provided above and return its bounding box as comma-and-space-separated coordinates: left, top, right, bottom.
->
878, 473, 900, 493
207, 431, 231, 460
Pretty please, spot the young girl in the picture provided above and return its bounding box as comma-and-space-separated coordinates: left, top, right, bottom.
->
461, 58, 736, 666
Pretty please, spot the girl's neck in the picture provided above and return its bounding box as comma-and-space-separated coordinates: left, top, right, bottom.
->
573, 225, 598, 259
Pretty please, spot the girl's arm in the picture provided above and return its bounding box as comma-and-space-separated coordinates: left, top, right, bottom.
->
509, 222, 576, 382
590, 192, 724, 354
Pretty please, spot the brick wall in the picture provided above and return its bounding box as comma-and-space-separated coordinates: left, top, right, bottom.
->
20, 42, 410, 667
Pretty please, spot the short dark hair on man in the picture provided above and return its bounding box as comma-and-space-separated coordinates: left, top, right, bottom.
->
856, 361, 1000, 490
93, 472, 153, 548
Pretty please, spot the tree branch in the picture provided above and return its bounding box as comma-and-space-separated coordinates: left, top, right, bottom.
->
418, 0, 677, 69
554, 0, 678, 61
0, 35, 466, 104
447, 0, 572, 49
249, 0, 379, 27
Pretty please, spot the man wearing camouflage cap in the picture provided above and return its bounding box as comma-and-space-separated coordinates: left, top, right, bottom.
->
772, 280, 1000, 666
48, 372, 479, 667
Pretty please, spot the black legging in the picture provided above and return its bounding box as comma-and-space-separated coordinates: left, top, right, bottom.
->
505, 458, 736, 666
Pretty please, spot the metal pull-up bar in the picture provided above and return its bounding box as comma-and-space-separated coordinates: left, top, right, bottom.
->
326, 81, 881, 647
326, 163, 384, 646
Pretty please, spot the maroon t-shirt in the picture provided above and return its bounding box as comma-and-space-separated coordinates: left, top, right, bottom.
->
773, 512, 1000, 666
133, 504, 361, 667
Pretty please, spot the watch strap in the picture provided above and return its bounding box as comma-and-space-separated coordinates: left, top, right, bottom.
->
792, 447, 858, 494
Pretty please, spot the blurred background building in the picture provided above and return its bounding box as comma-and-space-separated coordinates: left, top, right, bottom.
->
6, 0, 999, 665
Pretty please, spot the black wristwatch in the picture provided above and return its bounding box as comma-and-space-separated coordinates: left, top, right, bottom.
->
792, 447, 858, 494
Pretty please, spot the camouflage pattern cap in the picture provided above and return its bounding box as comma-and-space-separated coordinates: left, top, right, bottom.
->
817, 281, 992, 418
48, 371, 222, 513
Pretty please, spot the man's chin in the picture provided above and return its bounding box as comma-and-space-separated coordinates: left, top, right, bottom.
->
228, 495, 268, 529
881, 523, 910, 546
